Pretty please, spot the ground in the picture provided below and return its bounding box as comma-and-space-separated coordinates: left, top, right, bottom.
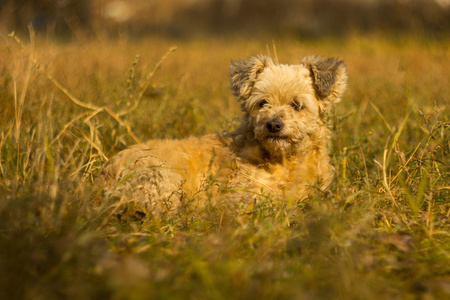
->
0, 32, 449, 299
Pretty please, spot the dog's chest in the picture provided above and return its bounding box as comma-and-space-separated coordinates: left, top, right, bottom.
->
227, 159, 300, 196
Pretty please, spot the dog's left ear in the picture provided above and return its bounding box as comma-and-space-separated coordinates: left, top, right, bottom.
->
302, 55, 347, 103
230, 55, 273, 105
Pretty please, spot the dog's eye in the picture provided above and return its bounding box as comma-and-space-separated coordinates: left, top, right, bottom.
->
259, 99, 269, 108
291, 101, 303, 111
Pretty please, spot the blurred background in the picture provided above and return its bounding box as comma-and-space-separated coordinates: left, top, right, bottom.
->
1, 0, 449, 39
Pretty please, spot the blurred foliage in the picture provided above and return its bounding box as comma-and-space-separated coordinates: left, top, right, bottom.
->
1, 0, 449, 39
0, 0, 92, 38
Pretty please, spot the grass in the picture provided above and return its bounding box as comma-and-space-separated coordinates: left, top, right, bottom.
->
0, 30, 449, 299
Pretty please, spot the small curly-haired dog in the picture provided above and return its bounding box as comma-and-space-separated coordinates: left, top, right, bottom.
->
97, 54, 347, 215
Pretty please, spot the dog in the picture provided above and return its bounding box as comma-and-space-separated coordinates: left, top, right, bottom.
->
96, 54, 347, 215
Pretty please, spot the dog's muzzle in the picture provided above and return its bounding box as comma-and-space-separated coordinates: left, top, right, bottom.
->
266, 118, 284, 133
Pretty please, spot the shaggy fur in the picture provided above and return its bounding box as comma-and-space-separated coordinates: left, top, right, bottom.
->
97, 54, 347, 214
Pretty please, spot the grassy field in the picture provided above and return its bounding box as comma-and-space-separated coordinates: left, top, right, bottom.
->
0, 31, 449, 299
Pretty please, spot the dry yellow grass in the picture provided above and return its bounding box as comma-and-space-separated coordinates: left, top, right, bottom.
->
0, 31, 449, 299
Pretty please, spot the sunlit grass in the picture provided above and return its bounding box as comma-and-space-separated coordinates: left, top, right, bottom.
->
0, 31, 449, 299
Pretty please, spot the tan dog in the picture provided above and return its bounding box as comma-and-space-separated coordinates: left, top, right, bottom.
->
97, 54, 347, 215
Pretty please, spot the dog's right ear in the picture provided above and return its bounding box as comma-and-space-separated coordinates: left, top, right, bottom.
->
230, 55, 273, 101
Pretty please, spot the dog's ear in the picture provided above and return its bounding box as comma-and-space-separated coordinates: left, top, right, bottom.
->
230, 55, 273, 101
302, 55, 347, 102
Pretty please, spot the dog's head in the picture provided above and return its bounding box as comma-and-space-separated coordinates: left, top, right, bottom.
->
230, 54, 347, 158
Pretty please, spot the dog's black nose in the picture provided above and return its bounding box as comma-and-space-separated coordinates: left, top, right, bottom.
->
266, 118, 284, 133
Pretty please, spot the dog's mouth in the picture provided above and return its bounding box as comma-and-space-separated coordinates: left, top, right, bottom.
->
259, 134, 301, 158
265, 134, 302, 145
267, 134, 289, 140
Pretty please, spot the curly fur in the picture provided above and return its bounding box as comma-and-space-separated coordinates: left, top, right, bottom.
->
97, 54, 347, 215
